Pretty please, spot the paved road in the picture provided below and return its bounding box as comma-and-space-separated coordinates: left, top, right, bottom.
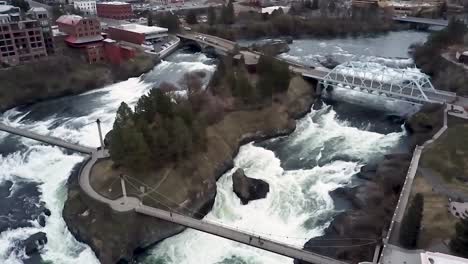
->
0, 123, 95, 154
136, 204, 348, 264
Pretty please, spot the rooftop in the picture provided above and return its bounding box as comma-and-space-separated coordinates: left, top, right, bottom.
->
65, 34, 104, 44
117, 23, 167, 35
0, 4, 19, 14
97, 1, 130, 5
28, 7, 48, 13
56, 15, 83, 25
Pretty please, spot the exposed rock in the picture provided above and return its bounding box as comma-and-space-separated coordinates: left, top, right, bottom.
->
297, 149, 414, 263
38, 215, 46, 227
251, 39, 290, 56
0, 180, 49, 233
63, 76, 317, 264
320, 55, 340, 69
21, 232, 47, 256
405, 103, 444, 148
232, 169, 270, 205
356, 163, 378, 181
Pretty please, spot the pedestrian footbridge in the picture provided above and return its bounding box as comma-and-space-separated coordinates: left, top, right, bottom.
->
0, 122, 353, 264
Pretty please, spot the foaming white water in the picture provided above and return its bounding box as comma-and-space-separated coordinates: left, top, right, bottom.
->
143, 105, 403, 264
0, 51, 216, 263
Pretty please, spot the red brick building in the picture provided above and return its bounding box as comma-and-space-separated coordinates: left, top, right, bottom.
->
56, 15, 103, 47
108, 24, 168, 45
103, 38, 135, 64
96, 2, 133, 20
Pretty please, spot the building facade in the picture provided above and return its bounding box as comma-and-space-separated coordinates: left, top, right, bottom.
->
0, 5, 48, 66
96, 2, 133, 20
108, 24, 168, 45
27, 7, 55, 55
56, 15, 103, 47
73, 0, 97, 16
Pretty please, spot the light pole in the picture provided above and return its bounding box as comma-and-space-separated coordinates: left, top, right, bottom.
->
120, 174, 128, 205
96, 119, 104, 150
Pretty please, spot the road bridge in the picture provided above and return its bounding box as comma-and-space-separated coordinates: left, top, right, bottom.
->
182, 33, 456, 104
392, 16, 449, 27
0, 123, 95, 154
177, 33, 237, 55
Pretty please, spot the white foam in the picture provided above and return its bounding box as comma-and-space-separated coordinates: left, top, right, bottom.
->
144, 104, 403, 264
0, 51, 216, 264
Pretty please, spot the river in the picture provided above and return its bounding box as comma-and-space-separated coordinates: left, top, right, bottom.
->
0, 30, 427, 264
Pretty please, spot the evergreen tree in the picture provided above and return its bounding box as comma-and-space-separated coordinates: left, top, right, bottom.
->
122, 125, 151, 171
109, 102, 134, 166
399, 193, 424, 249
147, 12, 153, 26
158, 13, 180, 33
186, 9, 198, 24
450, 218, 468, 258
221, 0, 235, 24
311, 0, 319, 9
207, 6, 216, 25
11, 0, 30, 12
256, 55, 290, 97
172, 116, 193, 160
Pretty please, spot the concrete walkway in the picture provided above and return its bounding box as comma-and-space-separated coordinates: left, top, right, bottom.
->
136, 204, 347, 264
78, 150, 140, 212
0, 123, 95, 154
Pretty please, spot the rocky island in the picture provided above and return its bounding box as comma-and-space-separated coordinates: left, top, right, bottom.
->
63, 55, 318, 263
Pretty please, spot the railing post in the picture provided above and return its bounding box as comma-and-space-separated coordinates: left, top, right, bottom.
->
96, 119, 105, 150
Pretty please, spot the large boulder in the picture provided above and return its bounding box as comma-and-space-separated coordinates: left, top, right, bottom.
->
21, 232, 47, 256
251, 39, 290, 56
232, 169, 270, 205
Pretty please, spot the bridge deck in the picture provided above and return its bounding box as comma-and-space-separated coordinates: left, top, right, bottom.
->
0, 123, 95, 154
136, 204, 347, 264
393, 16, 449, 27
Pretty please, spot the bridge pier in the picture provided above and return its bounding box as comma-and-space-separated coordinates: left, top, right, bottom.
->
316, 82, 322, 95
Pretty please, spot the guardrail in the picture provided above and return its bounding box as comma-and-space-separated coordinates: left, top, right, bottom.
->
379, 105, 449, 263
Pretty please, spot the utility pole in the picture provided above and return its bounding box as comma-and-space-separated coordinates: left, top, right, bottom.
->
96, 119, 104, 150
120, 174, 128, 205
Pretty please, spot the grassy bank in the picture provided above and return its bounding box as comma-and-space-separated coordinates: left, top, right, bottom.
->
0, 54, 157, 112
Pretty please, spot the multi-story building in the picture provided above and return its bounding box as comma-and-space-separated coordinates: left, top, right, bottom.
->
27, 7, 55, 55
73, 0, 97, 16
96, 2, 133, 20
0, 5, 48, 66
108, 23, 168, 45
56, 15, 103, 47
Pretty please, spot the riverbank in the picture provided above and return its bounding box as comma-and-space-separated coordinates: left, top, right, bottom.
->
196, 16, 402, 41
412, 19, 468, 96
296, 103, 445, 264
62, 75, 318, 264
0, 54, 158, 113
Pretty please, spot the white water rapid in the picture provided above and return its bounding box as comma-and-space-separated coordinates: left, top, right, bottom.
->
0, 51, 216, 264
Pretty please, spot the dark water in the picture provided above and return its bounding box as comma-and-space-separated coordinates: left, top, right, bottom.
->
0, 30, 426, 264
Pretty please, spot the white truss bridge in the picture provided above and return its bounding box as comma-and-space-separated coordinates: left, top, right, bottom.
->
316, 61, 456, 104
